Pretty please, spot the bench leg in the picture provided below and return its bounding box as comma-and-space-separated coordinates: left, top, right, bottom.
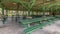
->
24, 24, 30, 28
28, 24, 30, 27
39, 21, 42, 24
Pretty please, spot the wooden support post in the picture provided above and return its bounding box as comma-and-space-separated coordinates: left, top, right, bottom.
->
43, 0, 45, 17
5, 10, 8, 16
16, 3, 19, 22
27, 0, 30, 16
28, 4, 31, 16
28, 9, 31, 16
32, 11, 34, 16
51, 8, 53, 16
23, 11, 24, 16
1, 5, 5, 24
37, 9, 38, 15
5, 9, 8, 18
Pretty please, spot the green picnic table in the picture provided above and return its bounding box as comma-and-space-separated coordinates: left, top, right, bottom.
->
20, 18, 44, 27
18, 16, 55, 28
24, 21, 55, 34
23, 16, 55, 34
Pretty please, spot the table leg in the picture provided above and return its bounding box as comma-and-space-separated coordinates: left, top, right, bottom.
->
28, 24, 30, 27
39, 21, 42, 24
24, 24, 30, 28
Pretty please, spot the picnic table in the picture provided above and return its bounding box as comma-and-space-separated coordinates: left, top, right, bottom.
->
18, 16, 55, 28
23, 16, 55, 34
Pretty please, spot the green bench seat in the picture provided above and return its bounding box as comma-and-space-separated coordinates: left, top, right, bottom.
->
18, 17, 55, 28
24, 24, 44, 34
18, 18, 44, 27
55, 16, 60, 19
24, 21, 54, 34
18, 17, 55, 24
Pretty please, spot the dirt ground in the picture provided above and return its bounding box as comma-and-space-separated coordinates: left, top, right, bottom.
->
0, 17, 60, 34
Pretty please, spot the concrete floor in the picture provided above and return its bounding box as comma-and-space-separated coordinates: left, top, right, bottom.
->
0, 18, 60, 34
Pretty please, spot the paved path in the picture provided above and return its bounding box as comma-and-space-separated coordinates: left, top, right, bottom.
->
0, 18, 60, 34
